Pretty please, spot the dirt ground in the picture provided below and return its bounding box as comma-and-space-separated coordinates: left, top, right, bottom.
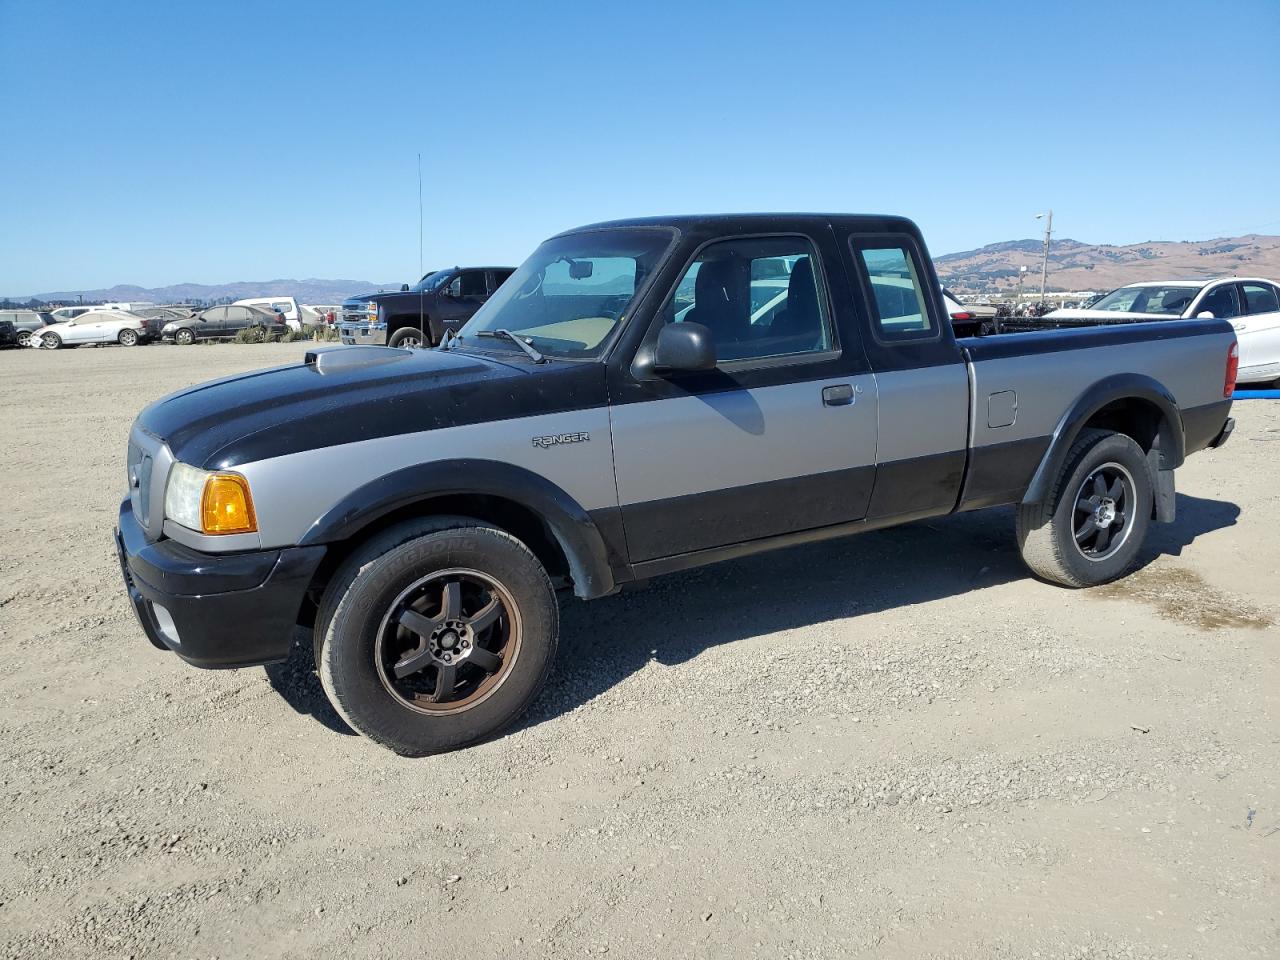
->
0, 341, 1276, 960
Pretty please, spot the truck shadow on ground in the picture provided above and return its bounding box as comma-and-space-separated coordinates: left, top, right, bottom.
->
263, 492, 1238, 740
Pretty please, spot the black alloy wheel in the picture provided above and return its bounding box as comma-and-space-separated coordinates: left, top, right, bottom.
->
1071, 462, 1135, 561
374, 568, 521, 714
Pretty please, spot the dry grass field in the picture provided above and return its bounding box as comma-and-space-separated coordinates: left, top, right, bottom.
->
0, 342, 1276, 960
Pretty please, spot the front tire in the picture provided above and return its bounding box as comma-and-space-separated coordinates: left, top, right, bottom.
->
388, 327, 428, 348
41, 332, 62, 349
174, 328, 195, 345
1016, 429, 1152, 587
316, 518, 558, 756
17, 330, 31, 347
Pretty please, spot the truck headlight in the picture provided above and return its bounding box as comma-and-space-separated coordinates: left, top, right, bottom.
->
366, 303, 378, 317
164, 463, 258, 535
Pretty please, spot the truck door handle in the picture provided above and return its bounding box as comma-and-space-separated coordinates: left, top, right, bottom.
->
822, 384, 855, 406
1233, 322, 1247, 331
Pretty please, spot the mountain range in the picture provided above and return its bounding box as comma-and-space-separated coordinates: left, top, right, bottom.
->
8, 233, 1280, 304
3, 278, 400, 306
936, 234, 1280, 294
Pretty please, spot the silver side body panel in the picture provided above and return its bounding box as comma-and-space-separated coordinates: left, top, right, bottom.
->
968, 330, 1234, 449
609, 376, 879, 507
871, 365, 970, 462
235, 407, 616, 549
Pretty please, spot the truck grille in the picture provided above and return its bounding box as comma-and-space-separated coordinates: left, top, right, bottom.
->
126, 426, 174, 540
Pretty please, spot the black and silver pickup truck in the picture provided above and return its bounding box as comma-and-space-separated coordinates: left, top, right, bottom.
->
116, 214, 1237, 755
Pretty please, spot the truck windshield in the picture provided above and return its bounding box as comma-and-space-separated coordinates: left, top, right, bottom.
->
1089, 285, 1200, 315
411, 270, 451, 293
455, 228, 675, 359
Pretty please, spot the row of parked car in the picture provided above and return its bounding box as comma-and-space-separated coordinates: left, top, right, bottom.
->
8, 272, 1278, 385
0, 298, 316, 350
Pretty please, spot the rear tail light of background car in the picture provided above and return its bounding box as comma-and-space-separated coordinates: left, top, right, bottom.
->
950, 311, 975, 321
1225, 341, 1239, 398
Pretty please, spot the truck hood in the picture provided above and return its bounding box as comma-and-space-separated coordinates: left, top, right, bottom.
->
135, 346, 606, 469
343, 291, 401, 306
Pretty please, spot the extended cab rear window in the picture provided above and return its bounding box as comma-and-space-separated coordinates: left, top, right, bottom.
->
854, 242, 936, 342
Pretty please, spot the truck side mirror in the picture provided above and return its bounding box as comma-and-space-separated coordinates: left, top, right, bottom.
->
1196, 310, 1215, 320
653, 322, 716, 373
447, 278, 462, 299
400, 283, 410, 292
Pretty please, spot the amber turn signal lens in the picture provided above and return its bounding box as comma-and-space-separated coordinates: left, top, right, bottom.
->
200, 473, 258, 535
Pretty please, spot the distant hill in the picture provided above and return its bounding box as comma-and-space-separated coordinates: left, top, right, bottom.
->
11, 233, 1280, 304
3, 278, 402, 306
936, 234, 1280, 294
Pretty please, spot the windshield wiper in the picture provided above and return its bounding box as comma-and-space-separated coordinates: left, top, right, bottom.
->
476, 329, 546, 363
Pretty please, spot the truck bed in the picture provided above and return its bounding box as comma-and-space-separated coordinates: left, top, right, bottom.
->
969, 314, 1183, 335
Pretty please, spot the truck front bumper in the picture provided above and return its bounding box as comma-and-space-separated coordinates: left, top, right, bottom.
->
115, 499, 326, 669
337, 321, 387, 346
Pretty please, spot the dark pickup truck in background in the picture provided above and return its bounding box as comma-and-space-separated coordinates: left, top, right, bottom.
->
338, 266, 515, 348
117, 213, 1236, 756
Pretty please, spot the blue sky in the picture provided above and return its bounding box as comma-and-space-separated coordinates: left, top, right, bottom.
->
2, 0, 1278, 293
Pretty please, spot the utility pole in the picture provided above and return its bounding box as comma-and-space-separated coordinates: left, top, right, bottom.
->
1036, 210, 1053, 306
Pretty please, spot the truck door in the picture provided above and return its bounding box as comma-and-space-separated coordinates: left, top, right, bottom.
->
609, 230, 878, 563
439, 270, 490, 332
839, 232, 970, 520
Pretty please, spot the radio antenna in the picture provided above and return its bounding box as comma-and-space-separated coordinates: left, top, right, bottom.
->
417, 152, 424, 276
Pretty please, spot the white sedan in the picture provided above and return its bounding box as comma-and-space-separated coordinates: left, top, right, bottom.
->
30, 309, 150, 349
1044, 277, 1280, 384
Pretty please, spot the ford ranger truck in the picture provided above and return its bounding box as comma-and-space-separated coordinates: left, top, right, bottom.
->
338, 266, 515, 348
116, 214, 1236, 755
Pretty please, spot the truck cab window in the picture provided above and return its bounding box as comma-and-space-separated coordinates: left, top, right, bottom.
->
460, 271, 487, 298
665, 236, 832, 362
857, 245, 934, 340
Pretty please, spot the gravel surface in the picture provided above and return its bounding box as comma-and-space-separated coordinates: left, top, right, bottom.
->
0, 342, 1276, 959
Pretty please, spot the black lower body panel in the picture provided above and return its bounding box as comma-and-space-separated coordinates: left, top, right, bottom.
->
116, 499, 326, 669
1209, 416, 1234, 449
618, 465, 875, 562
867, 449, 967, 519
956, 435, 1052, 512
1183, 399, 1233, 454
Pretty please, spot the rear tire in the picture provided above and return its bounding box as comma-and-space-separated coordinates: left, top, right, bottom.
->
174, 328, 195, 345
1016, 428, 1152, 587
118, 328, 139, 347
316, 517, 558, 756
388, 327, 428, 348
